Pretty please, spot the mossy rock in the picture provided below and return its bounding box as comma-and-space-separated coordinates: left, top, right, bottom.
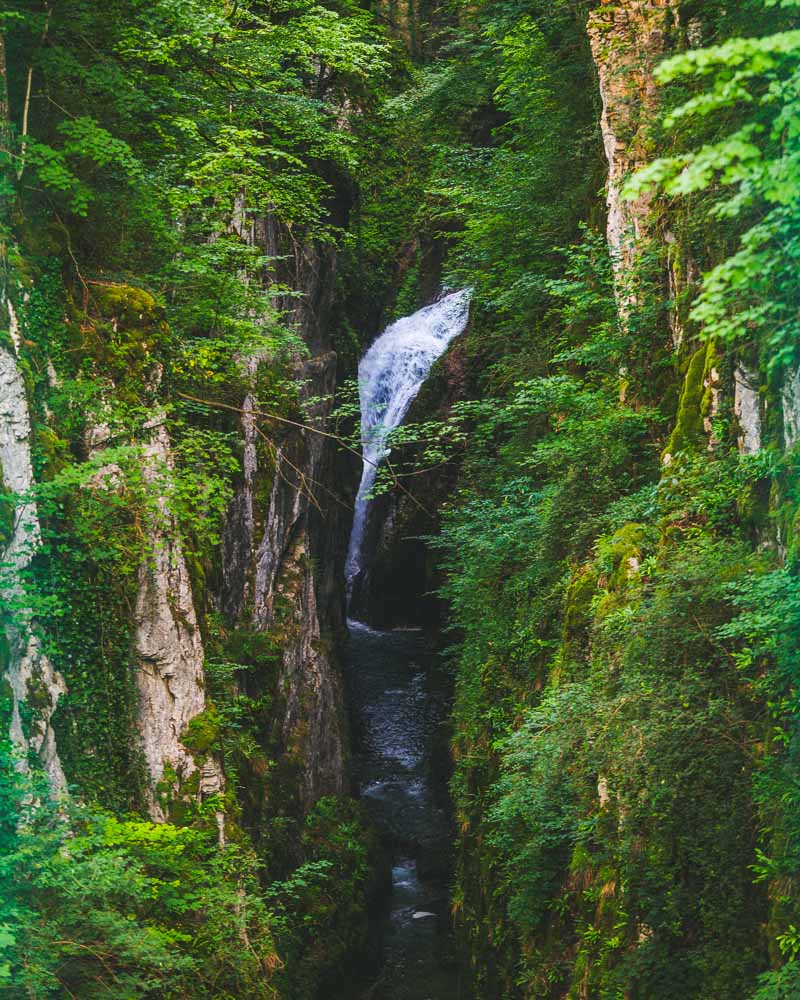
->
0, 312, 14, 353
80, 282, 170, 387
737, 474, 772, 539
560, 565, 600, 669
595, 522, 651, 590
181, 705, 221, 755
777, 498, 800, 570
0, 676, 14, 732
0, 486, 15, 551
157, 765, 229, 828
25, 672, 53, 713
570, 842, 594, 877
90, 282, 159, 325
662, 340, 722, 462
563, 566, 599, 635
34, 426, 70, 481
156, 761, 180, 799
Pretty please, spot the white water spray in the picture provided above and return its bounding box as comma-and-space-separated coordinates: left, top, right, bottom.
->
346, 289, 471, 587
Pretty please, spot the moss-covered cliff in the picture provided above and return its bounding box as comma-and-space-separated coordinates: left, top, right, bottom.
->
3, 0, 800, 997
341, 1, 800, 997
0, 4, 389, 995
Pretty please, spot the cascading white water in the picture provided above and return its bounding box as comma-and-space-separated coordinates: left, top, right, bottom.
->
345, 289, 471, 588
346, 290, 470, 995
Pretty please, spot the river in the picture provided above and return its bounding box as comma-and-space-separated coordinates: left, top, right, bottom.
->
348, 620, 462, 1000
345, 291, 471, 998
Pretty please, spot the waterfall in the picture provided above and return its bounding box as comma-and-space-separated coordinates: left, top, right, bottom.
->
346, 288, 471, 998
345, 289, 471, 590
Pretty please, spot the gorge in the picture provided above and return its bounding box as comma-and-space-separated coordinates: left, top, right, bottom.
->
2, 2, 800, 999
347, 290, 471, 602
347, 291, 471, 997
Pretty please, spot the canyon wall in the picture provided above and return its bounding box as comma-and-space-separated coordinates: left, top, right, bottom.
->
221, 228, 351, 813
0, 309, 67, 793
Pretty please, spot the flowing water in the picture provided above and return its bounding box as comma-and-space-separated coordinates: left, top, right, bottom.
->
349, 622, 460, 999
346, 292, 471, 998
345, 289, 471, 589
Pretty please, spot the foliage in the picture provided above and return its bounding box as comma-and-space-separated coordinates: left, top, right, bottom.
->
1, 1, 393, 995
625, 11, 800, 369
267, 796, 382, 999
0, 755, 280, 999
716, 567, 800, 999
4, 0, 800, 997
0, 0, 392, 805
408, 6, 800, 987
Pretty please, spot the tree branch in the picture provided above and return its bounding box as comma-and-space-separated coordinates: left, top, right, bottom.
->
176, 391, 433, 517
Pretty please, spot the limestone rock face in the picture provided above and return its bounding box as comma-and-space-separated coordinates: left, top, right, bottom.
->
251, 349, 346, 806
77, 285, 224, 821
0, 315, 67, 793
782, 366, 800, 450
221, 235, 349, 811
734, 366, 762, 455
134, 418, 224, 821
588, 0, 677, 286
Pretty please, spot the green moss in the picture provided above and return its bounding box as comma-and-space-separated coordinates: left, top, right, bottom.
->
663, 346, 707, 459
0, 485, 15, 551
596, 522, 650, 590
560, 566, 599, 670
663, 341, 723, 461
0, 676, 14, 732
572, 948, 590, 984
91, 282, 157, 321
762, 362, 787, 446
17, 699, 35, 742
166, 770, 203, 825
181, 705, 221, 756
155, 762, 180, 809
781, 501, 800, 570
80, 282, 170, 389
563, 567, 598, 633
25, 673, 53, 714
570, 843, 593, 876
33, 426, 69, 481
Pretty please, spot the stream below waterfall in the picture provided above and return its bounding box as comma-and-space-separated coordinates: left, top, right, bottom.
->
345, 291, 471, 998
348, 621, 461, 999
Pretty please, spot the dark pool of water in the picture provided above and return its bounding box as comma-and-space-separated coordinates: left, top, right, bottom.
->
347, 619, 463, 1000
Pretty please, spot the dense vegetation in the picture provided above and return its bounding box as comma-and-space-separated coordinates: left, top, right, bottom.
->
345, 0, 800, 996
2, 0, 800, 997
1, 1, 388, 994
394, 3, 800, 998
